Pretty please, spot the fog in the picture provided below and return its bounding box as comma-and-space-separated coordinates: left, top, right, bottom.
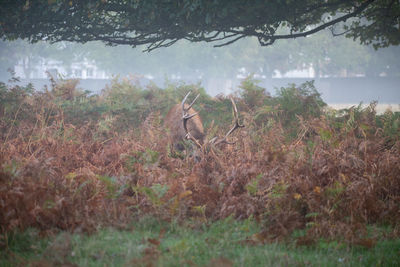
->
1, 29, 399, 107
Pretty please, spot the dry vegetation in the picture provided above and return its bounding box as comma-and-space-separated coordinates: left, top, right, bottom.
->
1, 76, 399, 248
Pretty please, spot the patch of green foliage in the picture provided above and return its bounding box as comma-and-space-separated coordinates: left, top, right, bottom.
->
240, 77, 327, 140
269, 81, 326, 140
376, 110, 400, 147
0, 80, 34, 124
240, 76, 268, 109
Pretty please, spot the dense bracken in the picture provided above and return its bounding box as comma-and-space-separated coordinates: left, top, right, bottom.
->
1, 75, 399, 247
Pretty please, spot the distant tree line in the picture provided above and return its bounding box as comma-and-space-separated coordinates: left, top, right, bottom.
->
1, 29, 399, 81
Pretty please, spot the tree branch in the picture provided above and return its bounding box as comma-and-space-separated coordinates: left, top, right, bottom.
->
213, 34, 246, 47
258, 0, 376, 45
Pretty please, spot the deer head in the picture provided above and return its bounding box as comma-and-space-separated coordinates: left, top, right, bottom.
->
164, 92, 244, 159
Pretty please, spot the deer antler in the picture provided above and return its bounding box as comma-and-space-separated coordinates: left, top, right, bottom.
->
211, 96, 244, 146
182, 92, 244, 149
182, 92, 202, 148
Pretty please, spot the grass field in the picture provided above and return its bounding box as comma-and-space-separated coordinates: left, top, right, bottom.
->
2, 218, 400, 267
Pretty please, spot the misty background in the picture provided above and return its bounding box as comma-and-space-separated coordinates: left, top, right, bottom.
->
1, 29, 399, 109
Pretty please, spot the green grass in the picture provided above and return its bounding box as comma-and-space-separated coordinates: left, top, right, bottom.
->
1, 217, 399, 267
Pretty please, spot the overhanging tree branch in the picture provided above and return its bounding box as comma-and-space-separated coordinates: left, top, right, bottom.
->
255, 0, 375, 46
0, 0, 397, 50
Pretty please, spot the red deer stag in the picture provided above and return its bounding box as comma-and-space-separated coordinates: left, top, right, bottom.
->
164, 92, 244, 158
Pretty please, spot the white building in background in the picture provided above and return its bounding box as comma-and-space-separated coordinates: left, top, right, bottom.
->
14, 58, 109, 79
273, 66, 315, 78
68, 60, 109, 79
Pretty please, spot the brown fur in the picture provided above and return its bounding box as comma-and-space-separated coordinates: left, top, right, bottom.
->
164, 103, 205, 151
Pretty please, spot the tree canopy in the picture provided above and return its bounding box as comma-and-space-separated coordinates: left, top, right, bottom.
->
0, 0, 399, 51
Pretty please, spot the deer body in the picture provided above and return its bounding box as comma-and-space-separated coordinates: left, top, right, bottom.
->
164, 92, 244, 158
164, 103, 205, 151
